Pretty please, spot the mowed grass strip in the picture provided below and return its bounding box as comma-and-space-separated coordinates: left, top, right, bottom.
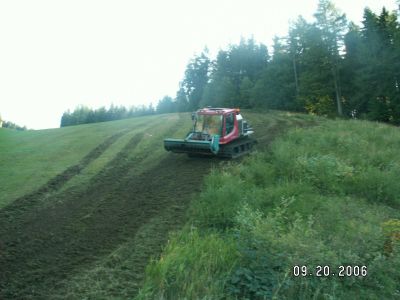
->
0, 114, 171, 208
57, 114, 177, 194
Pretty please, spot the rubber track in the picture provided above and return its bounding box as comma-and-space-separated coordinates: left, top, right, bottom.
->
218, 137, 257, 158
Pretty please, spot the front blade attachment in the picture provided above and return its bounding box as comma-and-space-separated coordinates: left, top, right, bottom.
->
164, 135, 219, 156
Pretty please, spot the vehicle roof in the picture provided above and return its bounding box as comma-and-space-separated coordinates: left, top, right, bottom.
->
197, 107, 238, 115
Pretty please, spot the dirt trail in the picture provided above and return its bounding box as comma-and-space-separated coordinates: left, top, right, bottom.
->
252, 116, 317, 150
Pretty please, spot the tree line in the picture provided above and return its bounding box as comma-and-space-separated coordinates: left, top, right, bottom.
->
0, 115, 27, 131
162, 0, 400, 124
61, 0, 400, 126
60, 104, 155, 127
1, 121, 27, 131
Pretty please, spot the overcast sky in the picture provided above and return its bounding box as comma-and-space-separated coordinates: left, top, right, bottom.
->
0, 0, 398, 129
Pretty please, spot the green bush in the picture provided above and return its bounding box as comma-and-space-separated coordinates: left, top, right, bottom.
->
136, 228, 238, 300
228, 197, 400, 299
189, 169, 247, 230
270, 120, 400, 207
346, 167, 400, 207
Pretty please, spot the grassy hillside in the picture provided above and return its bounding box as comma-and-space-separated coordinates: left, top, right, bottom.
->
0, 115, 165, 207
0, 113, 192, 298
138, 119, 400, 299
0, 111, 312, 299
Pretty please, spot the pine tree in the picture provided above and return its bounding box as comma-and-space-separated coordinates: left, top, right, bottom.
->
182, 49, 210, 110
314, 0, 348, 116
354, 7, 400, 123
200, 38, 268, 108
252, 37, 296, 110
175, 86, 189, 112
156, 96, 176, 114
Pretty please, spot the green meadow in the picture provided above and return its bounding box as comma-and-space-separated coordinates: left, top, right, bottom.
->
138, 118, 400, 299
1, 111, 399, 299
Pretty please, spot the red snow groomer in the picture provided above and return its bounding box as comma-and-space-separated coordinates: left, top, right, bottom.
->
164, 107, 256, 158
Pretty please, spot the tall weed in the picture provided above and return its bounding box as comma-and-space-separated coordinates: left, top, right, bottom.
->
137, 228, 238, 299
139, 118, 400, 299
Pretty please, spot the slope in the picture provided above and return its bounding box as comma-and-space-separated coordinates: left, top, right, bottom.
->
138, 118, 400, 299
0, 111, 314, 299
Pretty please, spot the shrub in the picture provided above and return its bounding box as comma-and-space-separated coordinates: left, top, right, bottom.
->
189, 170, 247, 230
137, 228, 238, 299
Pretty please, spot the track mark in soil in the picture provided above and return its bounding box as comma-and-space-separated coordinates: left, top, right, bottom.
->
254, 117, 317, 150
0, 127, 215, 298
0, 131, 128, 222
254, 119, 290, 149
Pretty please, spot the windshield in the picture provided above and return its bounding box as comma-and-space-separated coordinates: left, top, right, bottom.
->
195, 114, 223, 136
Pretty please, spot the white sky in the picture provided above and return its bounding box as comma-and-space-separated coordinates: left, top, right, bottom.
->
0, 0, 398, 129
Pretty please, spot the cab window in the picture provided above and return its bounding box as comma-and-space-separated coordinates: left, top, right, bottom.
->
195, 114, 222, 135
225, 113, 234, 135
